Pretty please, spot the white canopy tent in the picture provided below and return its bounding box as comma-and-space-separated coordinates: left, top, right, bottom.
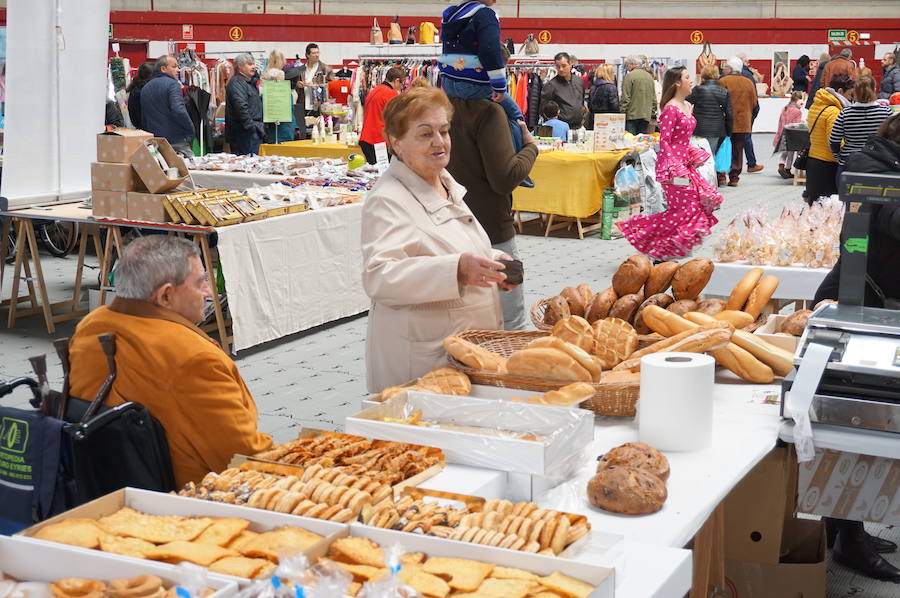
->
2, 0, 110, 206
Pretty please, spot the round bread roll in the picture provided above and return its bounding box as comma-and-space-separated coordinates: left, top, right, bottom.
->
543, 296, 571, 326
587, 467, 667, 515
585, 287, 618, 323
726, 267, 763, 311
633, 294, 675, 334
612, 255, 652, 296
744, 274, 780, 318
696, 298, 726, 316
671, 258, 714, 300
591, 317, 639, 368
419, 367, 472, 396
779, 310, 812, 336
609, 294, 643, 324
643, 261, 680, 297
814, 299, 837, 311
596, 442, 670, 481
667, 299, 698, 316
551, 316, 596, 353
560, 286, 588, 317
577, 284, 594, 305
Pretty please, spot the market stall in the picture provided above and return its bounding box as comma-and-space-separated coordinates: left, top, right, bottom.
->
259, 140, 361, 160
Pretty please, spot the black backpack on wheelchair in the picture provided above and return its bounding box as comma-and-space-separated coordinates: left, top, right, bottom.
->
0, 333, 175, 534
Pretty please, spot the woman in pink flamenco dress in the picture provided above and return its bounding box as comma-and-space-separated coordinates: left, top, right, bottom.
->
619, 66, 723, 260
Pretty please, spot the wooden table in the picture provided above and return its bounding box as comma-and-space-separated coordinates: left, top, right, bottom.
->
0, 202, 232, 352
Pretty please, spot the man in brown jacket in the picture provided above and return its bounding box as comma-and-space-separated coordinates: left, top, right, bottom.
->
68, 236, 272, 487
447, 97, 538, 330
822, 49, 858, 87
719, 57, 759, 186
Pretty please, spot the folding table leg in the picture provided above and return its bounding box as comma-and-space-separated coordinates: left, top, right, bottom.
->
544, 214, 555, 237
198, 234, 230, 354
7, 220, 28, 327
23, 219, 55, 333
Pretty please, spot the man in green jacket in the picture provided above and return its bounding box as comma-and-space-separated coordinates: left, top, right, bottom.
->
620, 56, 658, 135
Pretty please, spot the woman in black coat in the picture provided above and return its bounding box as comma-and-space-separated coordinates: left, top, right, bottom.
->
686, 64, 732, 183
126, 62, 155, 130
792, 55, 811, 94
587, 64, 619, 130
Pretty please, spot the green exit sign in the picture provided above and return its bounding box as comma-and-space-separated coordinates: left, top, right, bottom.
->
108, 24, 113, 39
828, 29, 847, 41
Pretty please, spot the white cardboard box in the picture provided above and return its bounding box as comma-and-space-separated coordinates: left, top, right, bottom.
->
362, 384, 544, 409
16, 488, 346, 579
0, 535, 238, 597
343, 523, 617, 597
754, 314, 801, 353
346, 393, 594, 476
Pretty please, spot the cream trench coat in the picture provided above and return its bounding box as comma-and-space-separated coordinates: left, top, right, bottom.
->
362, 159, 504, 393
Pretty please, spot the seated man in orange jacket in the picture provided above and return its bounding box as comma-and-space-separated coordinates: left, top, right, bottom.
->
68, 236, 272, 487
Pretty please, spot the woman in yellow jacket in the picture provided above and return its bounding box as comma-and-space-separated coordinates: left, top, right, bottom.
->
805, 73, 854, 204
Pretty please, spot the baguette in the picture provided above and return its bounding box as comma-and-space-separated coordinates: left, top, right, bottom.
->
612, 326, 734, 372
621, 322, 732, 362
683, 311, 793, 377
744, 275, 780, 318
726, 268, 763, 311
640, 305, 698, 337
526, 336, 603, 382
507, 348, 592, 383
713, 310, 755, 328
541, 382, 596, 406
443, 336, 507, 373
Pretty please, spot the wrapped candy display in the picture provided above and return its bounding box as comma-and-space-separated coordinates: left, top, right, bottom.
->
189, 154, 381, 190
246, 183, 364, 210
713, 198, 843, 268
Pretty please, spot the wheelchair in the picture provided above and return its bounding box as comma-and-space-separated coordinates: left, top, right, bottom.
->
0, 333, 175, 534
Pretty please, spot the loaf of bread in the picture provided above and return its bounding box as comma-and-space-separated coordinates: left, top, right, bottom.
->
643, 261, 680, 297
713, 310, 755, 328
596, 442, 670, 481
419, 367, 472, 396
560, 286, 589, 317
443, 336, 507, 373
542, 382, 596, 406
633, 294, 675, 334
526, 336, 603, 382
551, 316, 595, 353
683, 311, 794, 377
507, 348, 592, 382
601, 370, 641, 384
609, 294, 643, 324
543, 296, 571, 326
612, 255, 652, 296
587, 467, 667, 515
585, 288, 618, 323
726, 267, 763, 311
671, 258, 714, 300
779, 310, 812, 336
592, 318, 639, 369
612, 324, 733, 372
696, 298, 726, 315
667, 299, 698, 316
641, 305, 697, 337
744, 274, 780, 318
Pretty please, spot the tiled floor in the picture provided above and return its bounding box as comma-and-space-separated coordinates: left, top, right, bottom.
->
1, 134, 897, 595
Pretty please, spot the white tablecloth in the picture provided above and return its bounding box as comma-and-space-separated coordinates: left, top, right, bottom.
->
705, 262, 831, 301
753, 97, 803, 134
188, 170, 284, 191
217, 203, 368, 352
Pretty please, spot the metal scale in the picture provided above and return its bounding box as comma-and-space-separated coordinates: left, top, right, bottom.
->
782, 172, 900, 434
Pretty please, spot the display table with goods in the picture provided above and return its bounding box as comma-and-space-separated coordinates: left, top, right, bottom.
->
259, 140, 361, 160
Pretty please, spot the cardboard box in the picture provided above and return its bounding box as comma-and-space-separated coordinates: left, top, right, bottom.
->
342, 524, 617, 597
724, 518, 826, 598
127, 191, 170, 223
91, 162, 147, 192
754, 314, 801, 354
130, 137, 190, 193
797, 448, 900, 525
0, 536, 237, 597
346, 393, 594, 476
17, 487, 345, 577
92, 189, 128, 219
97, 128, 153, 163
724, 446, 795, 565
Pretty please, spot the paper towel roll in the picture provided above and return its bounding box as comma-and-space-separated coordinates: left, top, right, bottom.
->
638, 352, 715, 451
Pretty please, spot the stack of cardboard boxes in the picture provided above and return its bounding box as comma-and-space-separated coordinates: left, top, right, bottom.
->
92, 129, 189, 223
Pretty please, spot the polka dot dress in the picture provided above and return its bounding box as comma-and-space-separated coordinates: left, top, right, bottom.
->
619, 104, 724, 260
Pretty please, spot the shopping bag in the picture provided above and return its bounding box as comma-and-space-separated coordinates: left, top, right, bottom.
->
370, 18, 383, 45
714, 137, 732, 173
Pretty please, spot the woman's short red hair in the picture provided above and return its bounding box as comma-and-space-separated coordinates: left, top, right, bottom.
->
382, 87, 454, 143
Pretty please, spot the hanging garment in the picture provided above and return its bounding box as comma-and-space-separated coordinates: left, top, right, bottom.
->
185, 86, 213, 156
515, 71, 529, 116
526, 74, 543, 130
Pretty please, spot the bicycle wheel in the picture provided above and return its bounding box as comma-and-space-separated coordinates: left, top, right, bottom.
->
39, 220, 79, 257
4, 225, 15, 264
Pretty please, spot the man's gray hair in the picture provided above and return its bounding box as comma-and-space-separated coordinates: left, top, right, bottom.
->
154, 55, 174, 72
839, 48, 852, 59
624, 55, 640, 67
115, 236, 200, 301
234, 53, 255, 69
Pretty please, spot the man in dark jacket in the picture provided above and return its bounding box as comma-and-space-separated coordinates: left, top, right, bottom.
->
878, 52, 900, 99
447, 97, 538, 331
140, 55, 195, 156
540, 52, 586, 129
792, 55, 811, 93
225, 53, 264, 155
687, 65, 732, 184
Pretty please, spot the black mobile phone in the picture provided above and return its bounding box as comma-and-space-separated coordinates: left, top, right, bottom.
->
498, 258, 524, 285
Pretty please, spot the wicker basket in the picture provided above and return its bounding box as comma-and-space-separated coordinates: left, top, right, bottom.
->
449, 329, 639, 417
530, 298, 659, 349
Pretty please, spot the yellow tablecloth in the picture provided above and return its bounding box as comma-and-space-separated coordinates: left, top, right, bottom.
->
513, 150, 629, 219
259, 140, 361, 160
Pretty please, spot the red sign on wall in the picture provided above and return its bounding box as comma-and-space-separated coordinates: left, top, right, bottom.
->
182, 24, 194, 40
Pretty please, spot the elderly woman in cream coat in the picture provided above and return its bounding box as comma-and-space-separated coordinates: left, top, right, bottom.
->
362, 87, 516, 393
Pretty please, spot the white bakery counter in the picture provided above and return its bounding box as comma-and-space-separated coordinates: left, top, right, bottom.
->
705, 261, 830, 303
217, 202, 369, 352
188, 170, 284, 191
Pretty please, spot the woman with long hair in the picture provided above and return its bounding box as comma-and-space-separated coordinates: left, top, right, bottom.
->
126, 61, 154, 130
618, 66, 723, 260
792, 55, 811, 93
588, 64, 619, 129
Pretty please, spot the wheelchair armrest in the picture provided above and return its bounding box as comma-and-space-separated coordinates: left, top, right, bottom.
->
66, 401, 143, 441
0, 377, 42, 407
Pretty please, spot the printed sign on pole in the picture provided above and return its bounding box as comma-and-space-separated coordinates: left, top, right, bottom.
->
262, 80, 293, 124
182, 24, 194, 40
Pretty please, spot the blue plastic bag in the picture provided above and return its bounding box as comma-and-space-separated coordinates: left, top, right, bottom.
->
714, 137, 732, 173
